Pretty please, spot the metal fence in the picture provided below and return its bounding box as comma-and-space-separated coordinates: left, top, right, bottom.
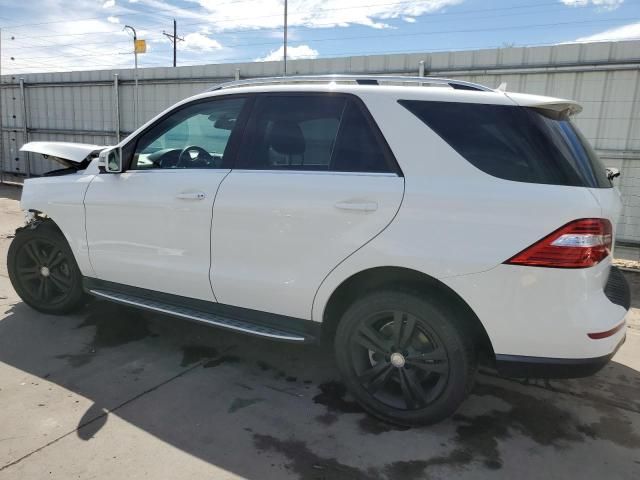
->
1, 40, 639, 241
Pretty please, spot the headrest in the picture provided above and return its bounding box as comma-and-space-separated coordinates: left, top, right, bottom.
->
267, 121, 306, 155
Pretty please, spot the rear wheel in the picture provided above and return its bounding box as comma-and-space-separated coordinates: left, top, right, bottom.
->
8, 222, 85, 314
334, 290, 476, 426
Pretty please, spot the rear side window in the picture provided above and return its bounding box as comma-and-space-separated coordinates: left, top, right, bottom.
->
399, 100, 611, 188
331, 100, 393, 173
237, 94, 397, 173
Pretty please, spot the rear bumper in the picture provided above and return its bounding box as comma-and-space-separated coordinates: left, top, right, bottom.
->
444, 260, 630, 363
495, 334, 626, 378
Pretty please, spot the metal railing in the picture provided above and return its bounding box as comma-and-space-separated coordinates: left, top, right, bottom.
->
208, 74, 494, 92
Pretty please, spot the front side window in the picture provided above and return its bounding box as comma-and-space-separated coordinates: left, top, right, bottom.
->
399, 100, 611, 188
237, 94, 396, 173
132, 97, 246, 170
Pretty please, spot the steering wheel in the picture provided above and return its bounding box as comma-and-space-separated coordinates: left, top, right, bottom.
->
176, 145, 214, 168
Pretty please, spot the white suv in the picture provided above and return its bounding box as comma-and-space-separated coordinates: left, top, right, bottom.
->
8, 75, 630, 426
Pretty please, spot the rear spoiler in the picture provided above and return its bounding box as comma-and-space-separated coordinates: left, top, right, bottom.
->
505, 92, 582, 116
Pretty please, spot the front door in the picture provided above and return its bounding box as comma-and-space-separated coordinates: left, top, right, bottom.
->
84, 96, 248, 301
211, 93, 405, 319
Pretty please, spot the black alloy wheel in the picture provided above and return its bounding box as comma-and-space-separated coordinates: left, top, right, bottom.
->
16, 238, 73, 303
352, 311, 450, 410
8, 222, 85, 314
335, 290, 476, 426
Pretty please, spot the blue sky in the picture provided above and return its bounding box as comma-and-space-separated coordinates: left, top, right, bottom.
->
1, 0, 639, 74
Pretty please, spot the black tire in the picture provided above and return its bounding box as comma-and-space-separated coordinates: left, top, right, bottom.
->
334, 289, 476, 426
7, 221, 86, 314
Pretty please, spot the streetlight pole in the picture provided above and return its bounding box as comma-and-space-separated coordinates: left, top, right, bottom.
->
124, 25, 139, 126
283, 0, 288, 76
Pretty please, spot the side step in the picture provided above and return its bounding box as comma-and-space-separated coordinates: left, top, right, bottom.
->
89, 289, 307, 342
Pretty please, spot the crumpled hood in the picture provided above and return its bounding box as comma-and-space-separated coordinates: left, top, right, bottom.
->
20, 141, 107, 168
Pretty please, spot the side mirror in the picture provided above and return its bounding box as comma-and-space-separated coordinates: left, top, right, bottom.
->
98, 147, 122, 173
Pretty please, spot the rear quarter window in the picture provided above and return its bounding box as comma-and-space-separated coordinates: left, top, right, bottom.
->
398, 100, 611, 188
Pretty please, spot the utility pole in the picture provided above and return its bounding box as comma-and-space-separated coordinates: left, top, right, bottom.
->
163, 19, 184, 68
283, 0, 288, 76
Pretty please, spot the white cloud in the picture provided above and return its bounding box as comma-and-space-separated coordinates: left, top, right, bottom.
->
189, 0, 463, 31
572, 21, 640, 42
179, 32, 222, 52
403, 17, 418, 23
560, 0, 624, 10
2, 0, 462, 74
257, 44, 319, 62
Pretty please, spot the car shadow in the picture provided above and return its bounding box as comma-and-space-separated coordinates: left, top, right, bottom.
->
0, 299, 639, 479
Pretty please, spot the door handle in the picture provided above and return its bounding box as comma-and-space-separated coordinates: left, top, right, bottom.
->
176, 191, 206, 200
334, 201, 378, 212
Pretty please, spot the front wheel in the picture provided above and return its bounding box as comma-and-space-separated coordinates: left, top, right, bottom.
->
334, 290, 476, 426
7, 221, 86, 314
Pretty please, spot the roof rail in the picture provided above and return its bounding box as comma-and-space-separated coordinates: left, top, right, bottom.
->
207, 75, 493, 92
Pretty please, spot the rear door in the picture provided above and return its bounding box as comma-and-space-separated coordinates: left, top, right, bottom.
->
210, 93, 404, 319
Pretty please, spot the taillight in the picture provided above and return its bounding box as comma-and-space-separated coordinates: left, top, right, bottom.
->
505, 218, 612, 268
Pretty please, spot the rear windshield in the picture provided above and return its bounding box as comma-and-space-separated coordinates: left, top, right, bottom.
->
398, 100, 611, 188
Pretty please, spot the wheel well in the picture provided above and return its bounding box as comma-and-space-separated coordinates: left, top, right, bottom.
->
321, 267, 495, 361
19, 211, 62, 235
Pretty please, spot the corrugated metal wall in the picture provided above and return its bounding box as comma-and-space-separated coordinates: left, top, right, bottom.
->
1, 40, 639, 241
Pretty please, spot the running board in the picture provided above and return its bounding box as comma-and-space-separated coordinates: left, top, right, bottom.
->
89, 288, 308, 342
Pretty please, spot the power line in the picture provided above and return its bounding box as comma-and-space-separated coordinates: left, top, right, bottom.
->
0, 0, 254, 30
0, 0, 608, 40
6, 16, 639, 62
1, 30, 130, 61
4, 34, 640, 75
2, 3, 629, 49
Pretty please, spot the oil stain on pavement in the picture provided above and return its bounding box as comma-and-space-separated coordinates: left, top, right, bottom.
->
56, 302, 152, 367
39, 298, 640, 479
280, 379, 640, 479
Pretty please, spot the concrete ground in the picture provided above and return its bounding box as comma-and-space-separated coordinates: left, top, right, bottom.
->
0, 183, 639, 480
